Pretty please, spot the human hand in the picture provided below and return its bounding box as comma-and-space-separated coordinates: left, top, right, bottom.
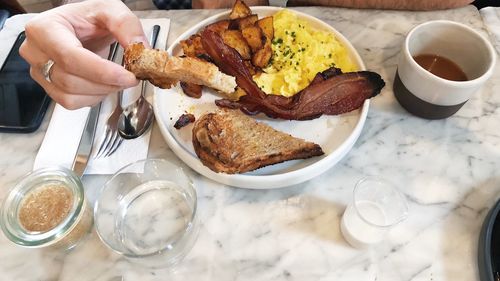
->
20, 0, 147, 109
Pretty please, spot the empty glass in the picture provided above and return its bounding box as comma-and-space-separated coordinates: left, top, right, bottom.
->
340, 176, 409, 248
94, 159, 198, 268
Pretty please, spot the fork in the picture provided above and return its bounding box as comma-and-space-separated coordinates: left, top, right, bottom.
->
95, 43, 124, 158
95, 89, 124, 158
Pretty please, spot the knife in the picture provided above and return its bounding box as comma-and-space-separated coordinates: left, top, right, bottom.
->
71, 43, 119, 177
71, 103, 101, 177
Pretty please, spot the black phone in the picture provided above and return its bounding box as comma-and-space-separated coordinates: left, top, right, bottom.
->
0, 31, 51, 133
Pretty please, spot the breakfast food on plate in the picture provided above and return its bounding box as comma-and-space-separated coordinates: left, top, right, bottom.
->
122, 0, 385, 175
203, 29, 385, 120
192, 110, 324, 174
124, 42, 237, 94
197, 0, 384, 119
254, 9, 357, 97
178, 0, 274, 99
174, 113, 196, 129
125, 0, 385, 120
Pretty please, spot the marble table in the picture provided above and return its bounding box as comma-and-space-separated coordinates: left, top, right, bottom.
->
1, 5, 499, 281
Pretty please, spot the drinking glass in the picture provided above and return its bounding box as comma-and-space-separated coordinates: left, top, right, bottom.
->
340, 176, 408, 248
94, 159, 198, 268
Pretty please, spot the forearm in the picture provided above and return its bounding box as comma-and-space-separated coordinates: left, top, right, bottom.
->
192, 0, 269, 9
288, 0, 474, 10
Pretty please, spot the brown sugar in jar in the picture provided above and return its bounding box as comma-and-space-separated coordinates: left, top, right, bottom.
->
19, 184, 74, 233
0, 167, 93, 250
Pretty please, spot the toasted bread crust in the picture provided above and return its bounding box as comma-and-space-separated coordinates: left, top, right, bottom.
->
124, 43, 237, 94
192, 110, 324, 174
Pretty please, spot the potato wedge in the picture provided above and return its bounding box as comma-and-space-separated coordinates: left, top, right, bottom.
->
180, 34, 206, 57
205, 19, 230, 35
229, 0, 252, 20
222, 30, 251, 60
229, 14, 258, 30
252, 40, 272, 68
241, 25, 265, 53
256, 16, 274, 40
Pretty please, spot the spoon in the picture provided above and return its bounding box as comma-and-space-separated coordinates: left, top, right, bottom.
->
118, 25, 160, 139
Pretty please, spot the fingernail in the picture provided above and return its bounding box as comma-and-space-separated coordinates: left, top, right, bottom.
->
119, 72, 138, 87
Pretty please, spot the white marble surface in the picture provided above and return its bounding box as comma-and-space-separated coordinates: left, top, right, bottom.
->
1, 5, 499, 281
481, 7, 500, 53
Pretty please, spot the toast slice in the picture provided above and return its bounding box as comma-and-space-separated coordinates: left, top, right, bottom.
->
192, 110, 324, 174
124, 43, 237, 94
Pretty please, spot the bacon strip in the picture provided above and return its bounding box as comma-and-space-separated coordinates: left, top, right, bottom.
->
201, 29, 385, 120
174, 113, 196, 129
180, 82, 202, 98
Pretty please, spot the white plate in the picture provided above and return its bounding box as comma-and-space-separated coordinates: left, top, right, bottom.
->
153, 7, 369, 189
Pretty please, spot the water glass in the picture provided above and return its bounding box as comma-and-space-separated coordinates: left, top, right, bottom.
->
94, 159, 198, 268
340, 176, 408, 248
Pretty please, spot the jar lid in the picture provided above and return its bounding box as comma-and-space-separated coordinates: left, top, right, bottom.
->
0, 167, 85, 248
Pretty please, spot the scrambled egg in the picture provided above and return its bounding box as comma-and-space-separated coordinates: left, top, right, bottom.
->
253, 10, 357, 97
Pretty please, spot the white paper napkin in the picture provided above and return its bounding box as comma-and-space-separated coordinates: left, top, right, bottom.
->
33, 18, 170, 175
480, 7, 500, 54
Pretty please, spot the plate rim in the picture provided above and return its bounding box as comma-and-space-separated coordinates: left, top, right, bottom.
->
478, 198, 500, 281
153, 7, 370, 189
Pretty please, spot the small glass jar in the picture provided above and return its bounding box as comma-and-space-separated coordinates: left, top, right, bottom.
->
1, 167, 93, 251
340, 176, 408, 248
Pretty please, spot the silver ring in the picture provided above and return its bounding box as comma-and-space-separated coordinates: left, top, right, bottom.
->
41, 59, 55, 83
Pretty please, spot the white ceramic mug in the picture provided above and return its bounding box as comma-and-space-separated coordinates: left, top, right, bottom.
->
394, 20, 496, 119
